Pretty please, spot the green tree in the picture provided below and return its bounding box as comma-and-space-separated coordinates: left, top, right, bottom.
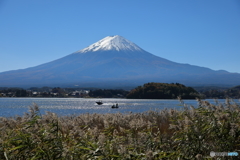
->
127, 82, 200, 99
15, 89, 27, 97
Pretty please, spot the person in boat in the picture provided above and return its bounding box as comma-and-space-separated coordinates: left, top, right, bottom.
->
112, 103, 119, 108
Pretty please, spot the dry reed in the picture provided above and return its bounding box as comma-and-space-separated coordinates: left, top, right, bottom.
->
0, 99, 239, 159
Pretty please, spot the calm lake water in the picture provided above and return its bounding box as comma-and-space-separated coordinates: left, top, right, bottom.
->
0, 98, 237, 117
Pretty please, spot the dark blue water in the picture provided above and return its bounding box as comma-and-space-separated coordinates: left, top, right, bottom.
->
0, 98, 235, 117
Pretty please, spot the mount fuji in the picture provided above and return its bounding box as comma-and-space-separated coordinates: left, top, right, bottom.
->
1, 35, 240, 88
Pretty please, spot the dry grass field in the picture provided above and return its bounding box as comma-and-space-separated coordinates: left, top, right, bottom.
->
0, 98, 239, 159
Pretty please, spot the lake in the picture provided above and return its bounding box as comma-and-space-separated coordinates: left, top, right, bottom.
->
0, 98, 235, 117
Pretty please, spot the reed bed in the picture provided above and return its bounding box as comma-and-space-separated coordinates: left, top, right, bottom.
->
0, 99, 239, 159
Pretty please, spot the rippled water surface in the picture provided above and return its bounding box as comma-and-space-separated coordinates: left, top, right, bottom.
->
0, 98, 233, 117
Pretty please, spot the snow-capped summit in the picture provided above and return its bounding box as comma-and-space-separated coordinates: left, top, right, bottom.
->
75, 35, 144, 53
1, 34, 239, 88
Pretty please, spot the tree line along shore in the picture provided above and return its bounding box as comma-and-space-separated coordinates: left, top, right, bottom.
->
1, 82, 240, 99
0, 83, 240, 159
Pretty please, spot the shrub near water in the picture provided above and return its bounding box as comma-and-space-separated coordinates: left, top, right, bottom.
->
0, 99, 239, 159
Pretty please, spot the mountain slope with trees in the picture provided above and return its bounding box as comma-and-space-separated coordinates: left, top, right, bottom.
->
199, 85, 240, 99
126, 82, 200, 99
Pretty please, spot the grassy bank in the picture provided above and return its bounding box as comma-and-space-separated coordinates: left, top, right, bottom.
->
0, 99, 240, 159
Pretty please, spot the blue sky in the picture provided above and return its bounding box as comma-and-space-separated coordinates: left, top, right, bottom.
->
1, 0, 240, 73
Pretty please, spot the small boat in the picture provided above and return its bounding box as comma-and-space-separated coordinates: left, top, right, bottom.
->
96, 101, 103, 105
112, 103, 119, 108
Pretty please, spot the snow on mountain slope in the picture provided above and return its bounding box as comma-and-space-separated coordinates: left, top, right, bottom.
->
74, 35, 145, 53
0, 35, 239, 87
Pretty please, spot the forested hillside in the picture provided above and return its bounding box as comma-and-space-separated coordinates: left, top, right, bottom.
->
199, 85, 240, 99
126, 82, 200, 99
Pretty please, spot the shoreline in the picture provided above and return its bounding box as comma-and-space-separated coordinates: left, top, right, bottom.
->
1, 99, 239, 159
